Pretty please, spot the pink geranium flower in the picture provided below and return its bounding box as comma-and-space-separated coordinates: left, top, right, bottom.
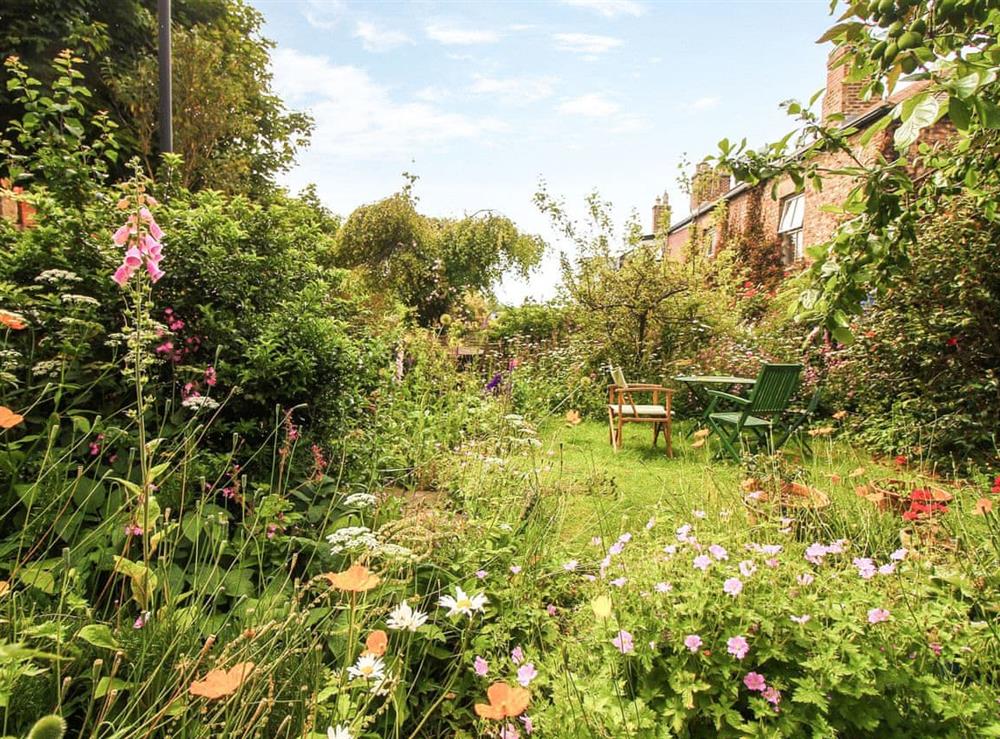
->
762, 686, 782, 707
727, 635, 749, 659
743, 672, 767, 692
612, 630, 634, 654
683, 634, 702, 653
511, 646, 524, 665
693, 554, 712, 571
516, 663, 537, 686
867, 608, 890, 624
723, 577, 743, 597
473, 655, 489, 676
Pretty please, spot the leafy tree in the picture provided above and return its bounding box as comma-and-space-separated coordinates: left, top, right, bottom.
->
534, 184, 724, 376
1, 0, 311, 196
336, 181, 545, 325
714, 0, 1000, 342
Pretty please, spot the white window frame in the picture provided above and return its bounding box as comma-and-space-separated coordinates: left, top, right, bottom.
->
704, 227, 716, 257
778, 193, 805, 264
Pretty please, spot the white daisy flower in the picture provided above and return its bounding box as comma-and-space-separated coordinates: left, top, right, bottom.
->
347, 653, 386, 682
438, 586, 488, 617
327, 725, 352, 739
386, 601, 429, 632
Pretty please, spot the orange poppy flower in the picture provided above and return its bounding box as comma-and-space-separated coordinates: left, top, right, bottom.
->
188, 661, 255, 699
0, 311, 26, 330
973, 497, 993, 516
321, 564, 380, 592
365, 629, 388, 656
0, 407, 24, 429
474, 682, 531, 720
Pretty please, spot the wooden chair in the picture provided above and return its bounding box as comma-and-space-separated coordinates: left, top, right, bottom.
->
607, 367, 673, 456
704, 363, 802, 461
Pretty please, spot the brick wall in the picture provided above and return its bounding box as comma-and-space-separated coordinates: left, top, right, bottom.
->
670, 116, 955, 264
822, 48, 871, 125
0, 179, 35, 229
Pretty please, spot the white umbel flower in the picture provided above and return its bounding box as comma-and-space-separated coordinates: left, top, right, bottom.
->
347, 653, 386, 682
386, 601, 429, 632
438, 586, 488, 617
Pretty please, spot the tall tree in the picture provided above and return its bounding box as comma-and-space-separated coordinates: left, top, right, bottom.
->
0, 0, 311, 196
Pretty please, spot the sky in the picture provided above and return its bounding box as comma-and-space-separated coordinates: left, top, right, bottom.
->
251, 0, 837, 303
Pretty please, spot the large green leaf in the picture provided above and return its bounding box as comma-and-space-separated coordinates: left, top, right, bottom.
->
894, 94, 940, 150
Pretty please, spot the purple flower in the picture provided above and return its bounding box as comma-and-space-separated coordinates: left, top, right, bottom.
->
878, 562, 896, 575
516, 662, 537, 686
520, 715, 534, 734
612, 630, 634, 654
510, 565, 522, 575
654, 582, 672, 593
485, 372, 503, 393
727, 635, 750, 660
804, 543, 828, 565
511, 646, 524, 665
796, 573, 814, 586
563, 559, 578, 571
890, 548, 907, 561
473, 656, 489, 676
499, 723, 520, 739
608, 541, 624, 556
692, 555, 712, 571
476, 569, 488, 579
708, 544, 728, 560
738, 560, 757, 577
610, 577, 627, 588
546, 604, 557, 616
723, 577, 743, 597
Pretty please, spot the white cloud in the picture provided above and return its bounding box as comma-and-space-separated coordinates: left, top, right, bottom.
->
552, 33, 623, 54
558, 93, 620, 117
303, 0, 346, 30
353, 21, 413, 52
684, 96, 721, 111
559, 0, 644, 18
610, 116, 648, 133
414, 85, 450, 103
425, 23, 500, 45
470, 74, 557, 103
271, 48, 506, 159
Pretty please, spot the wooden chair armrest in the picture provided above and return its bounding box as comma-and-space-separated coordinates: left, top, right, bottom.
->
705, 389, 750, 405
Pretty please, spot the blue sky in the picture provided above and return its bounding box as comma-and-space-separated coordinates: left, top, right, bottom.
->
252, 0, 837, 302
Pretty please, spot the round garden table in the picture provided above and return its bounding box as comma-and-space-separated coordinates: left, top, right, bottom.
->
673, 375, 757, 433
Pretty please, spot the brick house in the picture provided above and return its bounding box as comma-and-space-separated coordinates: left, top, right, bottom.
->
648, 49, 953, 268
0, 178, 35, 229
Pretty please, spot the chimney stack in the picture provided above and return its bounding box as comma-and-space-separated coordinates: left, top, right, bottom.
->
822, 47, 869, 125
652, 190, 670, 234
690, 162, 730, 212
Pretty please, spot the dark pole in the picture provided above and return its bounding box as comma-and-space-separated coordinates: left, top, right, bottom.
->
158, 0, 173, 153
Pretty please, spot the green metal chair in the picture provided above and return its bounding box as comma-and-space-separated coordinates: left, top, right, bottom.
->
704, 364, 803, 461
775, 387, 822, 456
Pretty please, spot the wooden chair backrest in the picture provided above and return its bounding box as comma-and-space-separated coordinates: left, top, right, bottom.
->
747, 364, 802, 415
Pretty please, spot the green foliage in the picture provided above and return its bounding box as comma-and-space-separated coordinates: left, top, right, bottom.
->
1, 1, 312, 196
715, 0, 1000, 338
26, 715, 65, 739
336, 182, 545, 325
828, 191, 1000, 465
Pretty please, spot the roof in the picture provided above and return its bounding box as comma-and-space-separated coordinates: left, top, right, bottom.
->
655, 80, 933, 238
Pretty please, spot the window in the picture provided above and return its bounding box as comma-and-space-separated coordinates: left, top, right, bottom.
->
778, 193, 805, 264
704, 227, 716, 257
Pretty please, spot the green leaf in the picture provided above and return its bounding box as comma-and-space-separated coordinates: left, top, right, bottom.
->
894, 94, 940, 150
859, 114, 892, 147
832, 327, 855, 346
974, 97, 1000, 129
948, 96, 972, 131
94, 677, 130, 699
76, 624, 118, 651
17, 562, 57, 594
952, 72, 980, 99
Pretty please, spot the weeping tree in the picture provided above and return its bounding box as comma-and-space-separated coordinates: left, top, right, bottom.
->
335, 179, 545, 325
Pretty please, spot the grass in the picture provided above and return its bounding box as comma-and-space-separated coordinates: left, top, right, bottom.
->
536, 418, 939, 553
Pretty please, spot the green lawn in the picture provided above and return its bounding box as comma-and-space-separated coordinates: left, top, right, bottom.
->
537, 419, 922, 551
